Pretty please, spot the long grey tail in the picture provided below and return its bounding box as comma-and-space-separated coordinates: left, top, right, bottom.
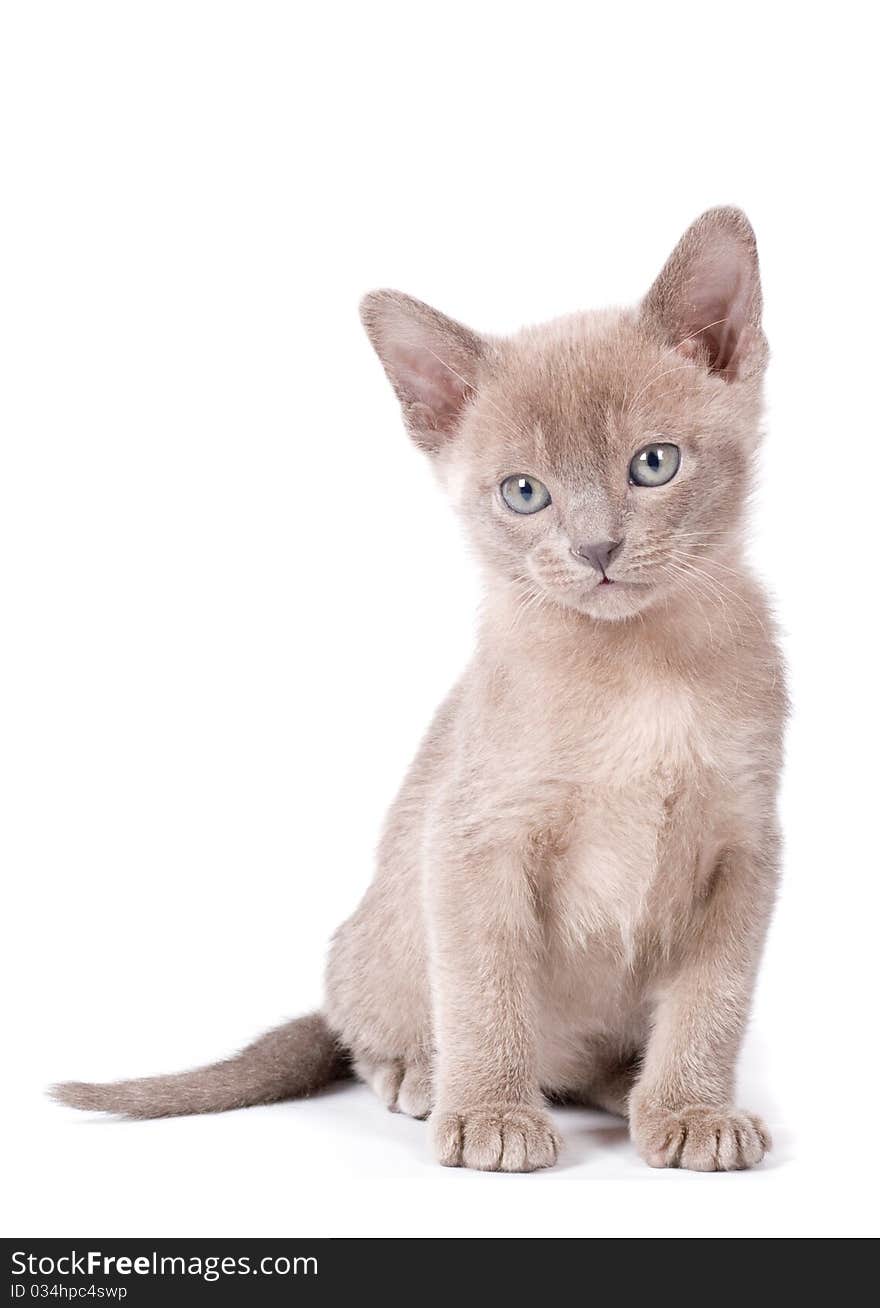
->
50, 1012, 350, 1120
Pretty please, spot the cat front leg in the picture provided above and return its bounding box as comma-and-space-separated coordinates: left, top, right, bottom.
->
425, 833, 560, 1173
629, 838, 778, 1171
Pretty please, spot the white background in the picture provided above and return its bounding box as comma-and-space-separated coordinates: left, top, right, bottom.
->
1, 2, 877, 1239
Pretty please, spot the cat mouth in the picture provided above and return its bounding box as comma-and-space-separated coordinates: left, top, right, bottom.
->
595, 577, 646, 591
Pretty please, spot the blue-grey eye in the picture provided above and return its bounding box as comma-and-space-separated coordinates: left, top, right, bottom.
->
500, 474, 551, 514
629, 442, 680, 487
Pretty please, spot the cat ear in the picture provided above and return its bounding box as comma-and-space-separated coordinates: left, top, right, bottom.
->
360, 290, 486, 451
641, 207, 767, 381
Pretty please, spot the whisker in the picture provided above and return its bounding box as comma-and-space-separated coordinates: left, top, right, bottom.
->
627, 533, 731, 571
672, 556, 768, 641
655, 563, 715, 643
668, 548, 748, 582
662, 558, 751, 647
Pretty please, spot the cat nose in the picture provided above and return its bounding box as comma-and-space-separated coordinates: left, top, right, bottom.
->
571, 539, 623, 576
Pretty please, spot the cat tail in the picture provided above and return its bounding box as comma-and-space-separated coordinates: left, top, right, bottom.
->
49, 1012, 350, 1120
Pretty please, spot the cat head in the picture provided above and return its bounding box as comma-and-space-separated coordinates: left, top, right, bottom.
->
361, 208, 766, 622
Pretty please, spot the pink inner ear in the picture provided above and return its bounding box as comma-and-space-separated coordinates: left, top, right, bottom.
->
644, 210, 763, 382
675, 246, 753, 375
392, 342, 471, 419
361, 289, 485, 446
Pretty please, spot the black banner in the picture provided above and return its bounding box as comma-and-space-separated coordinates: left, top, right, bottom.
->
2, 1239, 561, 1301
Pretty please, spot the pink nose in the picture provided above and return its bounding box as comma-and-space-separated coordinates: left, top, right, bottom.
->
571, 540, 622, 576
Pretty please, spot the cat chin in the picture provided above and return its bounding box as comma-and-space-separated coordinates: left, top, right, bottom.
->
562, 583, 658, 623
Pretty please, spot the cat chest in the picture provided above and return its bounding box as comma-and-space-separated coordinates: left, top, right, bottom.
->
547, 778, 705, 959
571, 675, 709, 784
541, 682, 717, 951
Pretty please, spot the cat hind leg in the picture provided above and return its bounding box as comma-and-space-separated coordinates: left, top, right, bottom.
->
354, 1057, 433, 1120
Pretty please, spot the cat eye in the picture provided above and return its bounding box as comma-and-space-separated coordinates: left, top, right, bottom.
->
629, 442, 680, 487
500, 475, 552, 515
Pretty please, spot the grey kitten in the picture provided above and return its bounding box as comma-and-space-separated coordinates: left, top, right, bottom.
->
54, 208, 785, 1172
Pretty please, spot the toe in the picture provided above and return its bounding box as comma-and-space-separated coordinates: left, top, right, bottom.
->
716, 1122, 743, 1171
354, 1059, 404, 1112
736, 1114, 768, 1168
680, 1119, 720, 1172
461, 1114, 504, 1171
431, 1112, 464, 1168
524, 1123, 560, 1171
749, 1113, 772, 1153
397, 1065, 432, 1120
499, 1129, 529, 1172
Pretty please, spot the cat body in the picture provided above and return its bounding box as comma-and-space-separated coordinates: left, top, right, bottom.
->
327, 554, 781, 1137
55, 209, 786, 1172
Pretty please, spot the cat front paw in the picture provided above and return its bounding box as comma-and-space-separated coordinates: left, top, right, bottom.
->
631, 1099, 770, 1171
430, 1103, 560, 1172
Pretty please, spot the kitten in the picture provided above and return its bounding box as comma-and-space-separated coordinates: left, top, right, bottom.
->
54, 208, 786, 1172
